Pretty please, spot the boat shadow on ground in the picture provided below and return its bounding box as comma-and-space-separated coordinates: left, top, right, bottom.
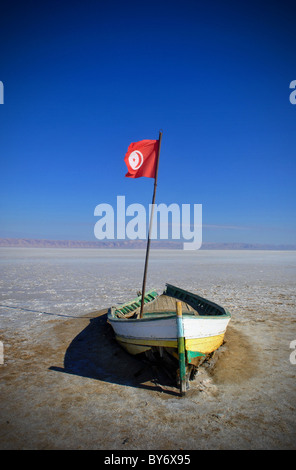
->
49, 312, 180, 397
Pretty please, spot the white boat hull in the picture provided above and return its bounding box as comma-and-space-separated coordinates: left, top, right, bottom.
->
108, 285, 231, 359
108, 314, 231, 356
109, 315, 230, 341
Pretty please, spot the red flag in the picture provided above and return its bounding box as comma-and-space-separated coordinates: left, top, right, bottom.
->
124, 139, 159, 178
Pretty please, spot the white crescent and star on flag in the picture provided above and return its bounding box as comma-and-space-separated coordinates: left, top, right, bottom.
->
128, 150, 144, 170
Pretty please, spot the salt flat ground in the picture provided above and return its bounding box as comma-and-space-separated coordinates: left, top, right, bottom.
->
0, 248, 295, 449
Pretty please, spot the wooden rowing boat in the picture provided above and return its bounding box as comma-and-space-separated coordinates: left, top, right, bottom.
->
108, 283, 231, 386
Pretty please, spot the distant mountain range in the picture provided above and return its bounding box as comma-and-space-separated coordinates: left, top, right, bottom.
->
0, 238, 295, 250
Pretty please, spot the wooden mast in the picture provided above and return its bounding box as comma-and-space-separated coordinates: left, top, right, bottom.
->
139, 130, 163, 318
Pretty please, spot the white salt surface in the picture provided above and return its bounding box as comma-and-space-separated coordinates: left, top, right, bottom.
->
0, 248, 295, 449
1, 247, 295, 326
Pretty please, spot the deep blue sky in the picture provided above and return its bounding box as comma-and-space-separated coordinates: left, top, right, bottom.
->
0, 0, 295, 244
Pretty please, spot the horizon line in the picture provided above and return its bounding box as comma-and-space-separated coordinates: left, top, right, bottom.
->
0, 237, 295, 251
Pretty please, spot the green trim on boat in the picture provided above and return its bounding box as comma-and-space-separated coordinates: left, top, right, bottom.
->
187, 350, 206, 364
111, 289, 158, 318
